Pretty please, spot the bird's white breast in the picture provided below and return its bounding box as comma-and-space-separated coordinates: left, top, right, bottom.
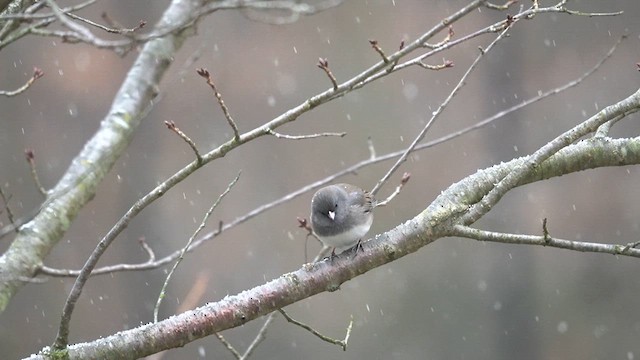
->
317, 216, 373, 254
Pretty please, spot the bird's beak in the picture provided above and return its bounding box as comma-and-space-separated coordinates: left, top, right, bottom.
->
328, 210, 335, 220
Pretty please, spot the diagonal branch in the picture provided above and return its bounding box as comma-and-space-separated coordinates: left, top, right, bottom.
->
26, 87, 640, 358
370, 15, 517, 196
0, 0, 199, 318
461, 89, 640, 224
153, 172, 240, 323
35, 40, 621, 279
0, 67, 43, 97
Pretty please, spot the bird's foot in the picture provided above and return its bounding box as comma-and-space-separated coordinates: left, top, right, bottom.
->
350, 239, 363, 259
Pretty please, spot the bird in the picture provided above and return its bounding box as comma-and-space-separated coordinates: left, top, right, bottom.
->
310, 183, 374, 258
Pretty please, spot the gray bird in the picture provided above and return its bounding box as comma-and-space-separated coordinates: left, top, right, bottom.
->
310, 183, 374, 257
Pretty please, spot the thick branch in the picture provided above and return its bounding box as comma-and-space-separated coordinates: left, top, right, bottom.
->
0, 0, 201, 315
48, 0, 206, 350
461, 88, 640, 224
28, 117, 640, 359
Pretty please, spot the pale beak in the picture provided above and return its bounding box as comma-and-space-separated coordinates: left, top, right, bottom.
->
328, 210, 336, 220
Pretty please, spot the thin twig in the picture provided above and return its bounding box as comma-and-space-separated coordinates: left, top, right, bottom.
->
266, 128, 345, 140
196, 68, 240, 141
153, 172, 240, 323
240, 313, 276, 359
451, 225, 640, 258
423, 26, 454, 49
164, 121, 202, 163
0, 67, 44, 97
417, 58, 454, 70
25, 148, 47, 196
297, 217, 323, 263
0, 208, 39, 240
367, 137, 376, 160
215, 332, 242, 359
138, 237, 156, 262
238, 0, 345, 25
0, 188, 16, 232
622, 241, 640, 254
559, 7, 623, 17
594, 113, 625, 138
369, 40, 390, 63
41, 236, 158, 276
370, 15, 518, 197
485, 1, 518, 11
65, 11, 146, 34
0, 0, 96, 20
44, 0, 95, 41
542, 218, 550, 243
317, 58, 338, 90
278, 309, 353, 351
374, 172, 410, 207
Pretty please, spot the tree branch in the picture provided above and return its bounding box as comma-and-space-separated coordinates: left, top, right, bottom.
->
27, 88, 640, 359
450, 225, 640, 257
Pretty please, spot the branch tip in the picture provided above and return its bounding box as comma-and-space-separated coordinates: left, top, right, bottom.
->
164, 121, 202, 161
33, 67, 44, 79
196, 67, 210, 78
369, 39, 390, 63
316, 57, 338, 90
401, 172, 411, 185
25, 148, 35, 162
197, 68, 240, 141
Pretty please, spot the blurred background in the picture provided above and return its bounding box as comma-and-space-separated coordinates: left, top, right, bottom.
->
1, 0, 640, 359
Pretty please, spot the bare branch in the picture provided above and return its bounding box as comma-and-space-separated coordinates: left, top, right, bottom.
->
164, 121, 202, 163
367, 136, 376, 160
461, 90, 640, 224
423, 26, 454, 49
316, 58, 338, 90
40, 237, 157, 276
138, 237, 156, 262
0, 67, 43, 97
38, 0, 206, 349
559, 7, 623, 17
0, 208, 38, 240
28, 112, 640, 360
95, 12, 147, 34
215, 332, 242, 359
369, 39, 390, 63
417, 58, 454, 70
0, 187, 16, 233
153, 172, 240, 323
11, 8, 625, 356
374, 172, 410, 208
266, 128, 345, 140
24, 148, 47, 196
450, 225, 640, 258
0, 0, 95, 20
278, 309, 353, 351
485, 1, 518, 11
370, 16, 518, 197
240, 313, 276, 359
237, 0, 345, 25
44, 0, 94, 41
196, 68, 240, 142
